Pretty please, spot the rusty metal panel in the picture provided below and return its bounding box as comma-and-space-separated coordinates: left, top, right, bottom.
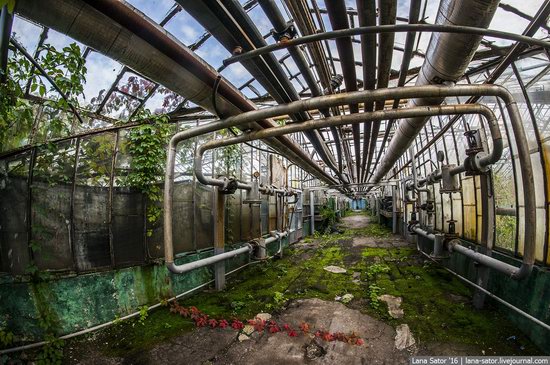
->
451, 192, 463, 237
32, 141, 77, 272
112, 187, 145, 266
195, 183, 214, 250
172, 182, 194, 253
269, 155, 287, 188
268, 195, 277, 232
434, 183, 443, 231
225, 192, 241, 244
73, 133, 115, 271
0, 153, 31, 275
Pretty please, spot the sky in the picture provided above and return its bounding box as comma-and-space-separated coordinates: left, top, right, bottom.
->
9, 0, 548, 116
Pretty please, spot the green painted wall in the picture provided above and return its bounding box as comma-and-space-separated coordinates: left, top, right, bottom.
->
0, 237, 290, 341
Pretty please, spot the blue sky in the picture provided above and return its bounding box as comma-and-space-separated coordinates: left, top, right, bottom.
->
10, 0, 547, 115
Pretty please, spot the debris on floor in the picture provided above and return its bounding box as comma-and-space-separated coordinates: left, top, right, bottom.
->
323, 265, 347, 273
335, 293, 354, 303
395, 324, 416, 350
378, 294, 404, 318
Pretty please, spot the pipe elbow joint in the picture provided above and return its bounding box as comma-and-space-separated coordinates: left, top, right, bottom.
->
511, 264, 533, 280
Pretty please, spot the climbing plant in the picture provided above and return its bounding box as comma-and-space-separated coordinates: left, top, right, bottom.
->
126, 113, 172, 236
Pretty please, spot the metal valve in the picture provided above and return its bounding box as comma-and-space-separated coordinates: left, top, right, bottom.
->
220, 177, 239, 194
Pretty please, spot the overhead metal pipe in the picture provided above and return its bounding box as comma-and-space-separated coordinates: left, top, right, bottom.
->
326, 0, 362, 179
223, 24, 550, 66
194, 105, 499, 182
371, 0, 422, 179
356, 0, 377, 180
372, 0, 500, 183
364, 0, 397, 180
257, 0, 346, 183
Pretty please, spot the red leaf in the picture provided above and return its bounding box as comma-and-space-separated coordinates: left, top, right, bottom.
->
299, 322, 310, 333
219, 319, 229, 329
231, 320, 244, 330
208, 319, 218, 328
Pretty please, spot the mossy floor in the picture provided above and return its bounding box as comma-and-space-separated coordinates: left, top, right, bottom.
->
61, 212, 540, 362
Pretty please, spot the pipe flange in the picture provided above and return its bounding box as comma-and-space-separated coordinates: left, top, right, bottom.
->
427, 172, 439, 185
271, 22, 297, 43
220, 177, 239, 194
464, 153, 490, 176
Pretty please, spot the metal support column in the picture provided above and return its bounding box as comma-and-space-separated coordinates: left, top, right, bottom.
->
376, 196, 381, 224
392, 185, 398, 234
214, 189, 225, 291
310, 190, 315, 235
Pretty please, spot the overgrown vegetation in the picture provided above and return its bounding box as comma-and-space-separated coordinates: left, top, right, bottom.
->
493, 172, 516, 251
126, 113, 172, 236
1, 40, 87, 151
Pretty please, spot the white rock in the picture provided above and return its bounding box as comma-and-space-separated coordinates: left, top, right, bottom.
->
238, 333, 250, 342
395, 324, 415, 350
242, 324, 255, 336
255, 313, 272, 321
379, 294, 404, 319
341, 293, 354, 303
323, 265, 347, 274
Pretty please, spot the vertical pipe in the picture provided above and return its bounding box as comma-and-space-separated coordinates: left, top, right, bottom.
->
214, 189, 225, 291
392, 184, 397, 234
310, 190, 315, 235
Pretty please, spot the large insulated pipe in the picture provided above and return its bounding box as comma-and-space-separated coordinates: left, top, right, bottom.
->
177, 0, 342, 182
372, 0, 500, 183
257, 0, 347, 183
326, 0, 362, 177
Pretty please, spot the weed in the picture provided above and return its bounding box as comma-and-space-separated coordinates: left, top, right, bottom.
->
273, 291, 286, 305
138, 305, 149, 325
368, 284, 383, 310
366, 263, 390, 279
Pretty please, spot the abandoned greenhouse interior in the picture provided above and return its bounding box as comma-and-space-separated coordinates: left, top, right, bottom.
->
1, 0, 550, 363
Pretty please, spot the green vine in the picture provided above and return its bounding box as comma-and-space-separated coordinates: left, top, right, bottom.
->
126, 113, 171, 236
1, 41, 86, 151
